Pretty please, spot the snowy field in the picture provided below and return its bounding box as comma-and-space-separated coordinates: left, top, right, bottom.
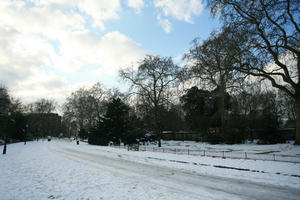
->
145, 140, 300, 155
1, 139, 300, 200
137, 140, 300, 162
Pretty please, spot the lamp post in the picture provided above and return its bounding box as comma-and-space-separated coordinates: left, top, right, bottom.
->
3, 112, 10, 154
3, 142, 6, 154
24, 124, 28, 145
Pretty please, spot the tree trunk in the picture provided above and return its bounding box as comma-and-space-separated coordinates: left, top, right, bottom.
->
218, 84, 226, 134
220, 91, 225, 133
295, 95, 300, 145
153, 105, 162, 147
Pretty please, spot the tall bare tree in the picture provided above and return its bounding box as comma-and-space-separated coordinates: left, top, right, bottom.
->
120, 55, 180, 147
184, 29, 244, 133
207, 0, 300, 144
63, 82, 110, 133
29, 98, 56, 113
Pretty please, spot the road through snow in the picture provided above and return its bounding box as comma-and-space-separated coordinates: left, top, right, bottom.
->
50, 144, 300, 200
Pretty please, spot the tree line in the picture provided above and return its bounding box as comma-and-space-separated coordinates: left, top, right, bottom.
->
0, 86, 58, 142
0, 1, 299, 145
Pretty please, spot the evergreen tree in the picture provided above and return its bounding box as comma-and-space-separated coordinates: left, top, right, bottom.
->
181, 87, 207, 131
104, 98, 130, 144
78, 128, 89, 139
0, 86, 11, 140
10, 112, 27, 141
88, 123, 108, 146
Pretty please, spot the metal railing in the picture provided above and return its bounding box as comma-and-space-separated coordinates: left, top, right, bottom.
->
111, 145, 300, 163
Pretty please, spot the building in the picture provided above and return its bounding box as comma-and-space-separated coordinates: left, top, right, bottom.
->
26, 113, 62, 138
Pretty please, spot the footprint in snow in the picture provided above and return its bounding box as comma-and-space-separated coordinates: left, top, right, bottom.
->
48, 195, 55, 199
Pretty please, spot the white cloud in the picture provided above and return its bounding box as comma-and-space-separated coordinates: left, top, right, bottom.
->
85, 31, 150, 90
48, 30, 147, 74
0, 0, 145, 73
13, 74, 68, 104
96, 31, 147, 75
127, 0, 144, 14
0, 25, 67, 103
0, 1, 85, 39
78, 0, 121, 29
154, 0, 203, 23
9, 0, 122, 31
0, 0, 147, 103
157, 15, 172, 33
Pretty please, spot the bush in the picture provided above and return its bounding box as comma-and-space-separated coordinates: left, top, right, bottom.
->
79, 128, 89, 140
88, 126, 108, 146
203, 132, 223, 144
223, 129, 245, 144
257, 129, 284, 144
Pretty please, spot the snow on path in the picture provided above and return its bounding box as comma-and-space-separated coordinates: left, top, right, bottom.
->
1, 140, 300, 200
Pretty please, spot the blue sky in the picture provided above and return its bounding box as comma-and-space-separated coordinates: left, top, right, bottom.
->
0, 0, 220, 104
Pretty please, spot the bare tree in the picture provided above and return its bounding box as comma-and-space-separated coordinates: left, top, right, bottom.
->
63, 82, 110, 133
184, 29, 244, 132
207, 0, 300, 143
120, 55, 180, 147
29, 98, 56, 114
277, 89, 296, 124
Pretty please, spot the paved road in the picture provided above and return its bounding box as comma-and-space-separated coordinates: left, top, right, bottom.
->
51, 146, 300, 200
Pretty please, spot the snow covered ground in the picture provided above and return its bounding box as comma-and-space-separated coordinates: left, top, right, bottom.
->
138, 140, 300, 162
1, 139, 300, 200
147, 140, 300, 155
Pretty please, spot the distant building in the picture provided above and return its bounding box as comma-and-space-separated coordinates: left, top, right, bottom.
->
26, 113, 62, 138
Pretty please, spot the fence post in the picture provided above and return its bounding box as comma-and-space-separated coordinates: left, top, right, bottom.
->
203, 150, 205, 156
188, 149, 190, 156
222, 151, 225, 158
273, 154, 275, 161
175, 148, 177, 154
245, 152, 247, 159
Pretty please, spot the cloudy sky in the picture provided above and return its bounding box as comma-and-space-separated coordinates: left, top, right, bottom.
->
0, 0, 219, 104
